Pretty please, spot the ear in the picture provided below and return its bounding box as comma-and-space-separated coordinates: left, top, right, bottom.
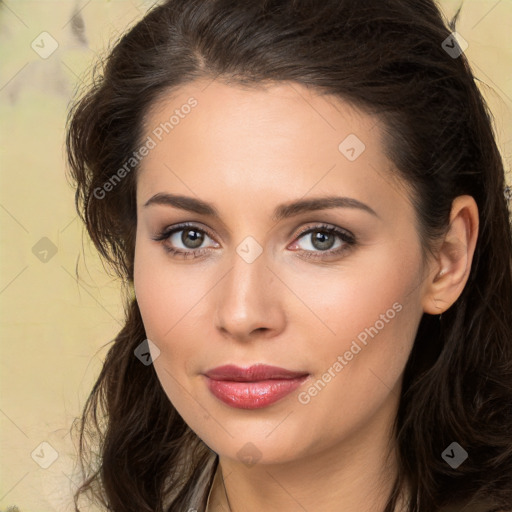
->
422, 195, 479, 315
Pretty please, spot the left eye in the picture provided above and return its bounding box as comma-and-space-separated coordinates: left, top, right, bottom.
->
293, 228, 343, 252
289, 225, 356, 259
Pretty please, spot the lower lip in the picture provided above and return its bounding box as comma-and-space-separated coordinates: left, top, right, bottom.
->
205, 376, 308, 409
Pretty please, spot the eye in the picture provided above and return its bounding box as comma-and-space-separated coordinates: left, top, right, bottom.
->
152, 223, 219, 259
289, 224, 356, 260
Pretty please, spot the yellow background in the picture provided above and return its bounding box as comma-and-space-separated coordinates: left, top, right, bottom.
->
0, 1, 511, 510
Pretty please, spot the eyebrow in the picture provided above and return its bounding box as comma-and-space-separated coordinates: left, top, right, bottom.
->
143, 193, 379, 221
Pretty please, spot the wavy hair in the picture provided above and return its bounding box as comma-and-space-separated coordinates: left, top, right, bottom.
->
66, 0, 512, 510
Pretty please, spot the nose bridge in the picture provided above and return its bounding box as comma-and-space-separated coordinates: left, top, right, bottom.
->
224, 241, 269, 310
215, 238, 280, 337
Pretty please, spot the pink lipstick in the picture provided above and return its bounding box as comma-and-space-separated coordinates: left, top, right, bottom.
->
204, 364, 309, 409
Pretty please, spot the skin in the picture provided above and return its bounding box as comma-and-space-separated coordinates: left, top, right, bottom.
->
133, 79, 478, 511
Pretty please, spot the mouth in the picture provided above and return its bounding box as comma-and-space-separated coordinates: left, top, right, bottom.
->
203, 364, 310, 409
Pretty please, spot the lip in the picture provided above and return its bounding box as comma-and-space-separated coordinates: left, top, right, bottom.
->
204, 364, 309, 409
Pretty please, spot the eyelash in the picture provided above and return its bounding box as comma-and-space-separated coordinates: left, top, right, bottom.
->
151, 222, 356, 260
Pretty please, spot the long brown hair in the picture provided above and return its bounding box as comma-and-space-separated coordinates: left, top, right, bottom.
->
66, 0, 512, 510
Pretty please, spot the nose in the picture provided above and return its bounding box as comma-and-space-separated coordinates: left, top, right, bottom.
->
214, 247, 286, 343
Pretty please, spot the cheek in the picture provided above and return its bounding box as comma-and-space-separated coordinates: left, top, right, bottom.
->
285, 246, 422, 356
133, 240, 211, 343
133, 243, 208, 410
291, 263, 422, 438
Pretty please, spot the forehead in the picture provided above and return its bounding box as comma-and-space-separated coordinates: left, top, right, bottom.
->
137, 79, 412, 221
142, 79, 374, 159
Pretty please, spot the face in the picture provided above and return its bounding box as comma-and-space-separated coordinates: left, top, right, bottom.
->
133, 79, 430, 465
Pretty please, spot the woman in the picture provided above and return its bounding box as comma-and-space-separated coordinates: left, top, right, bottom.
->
66, 0, 512, 510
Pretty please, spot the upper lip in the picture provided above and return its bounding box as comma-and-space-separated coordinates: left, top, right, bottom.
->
204, 364, 309, 382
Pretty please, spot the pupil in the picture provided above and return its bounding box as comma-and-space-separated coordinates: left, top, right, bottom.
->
183, 229, 203, 248
313, 231, 334, 250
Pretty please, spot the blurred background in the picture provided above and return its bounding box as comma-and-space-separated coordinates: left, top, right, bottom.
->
0, 1, 511, 510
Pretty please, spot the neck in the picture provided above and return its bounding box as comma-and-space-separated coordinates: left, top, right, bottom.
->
207, 391, 407, 512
